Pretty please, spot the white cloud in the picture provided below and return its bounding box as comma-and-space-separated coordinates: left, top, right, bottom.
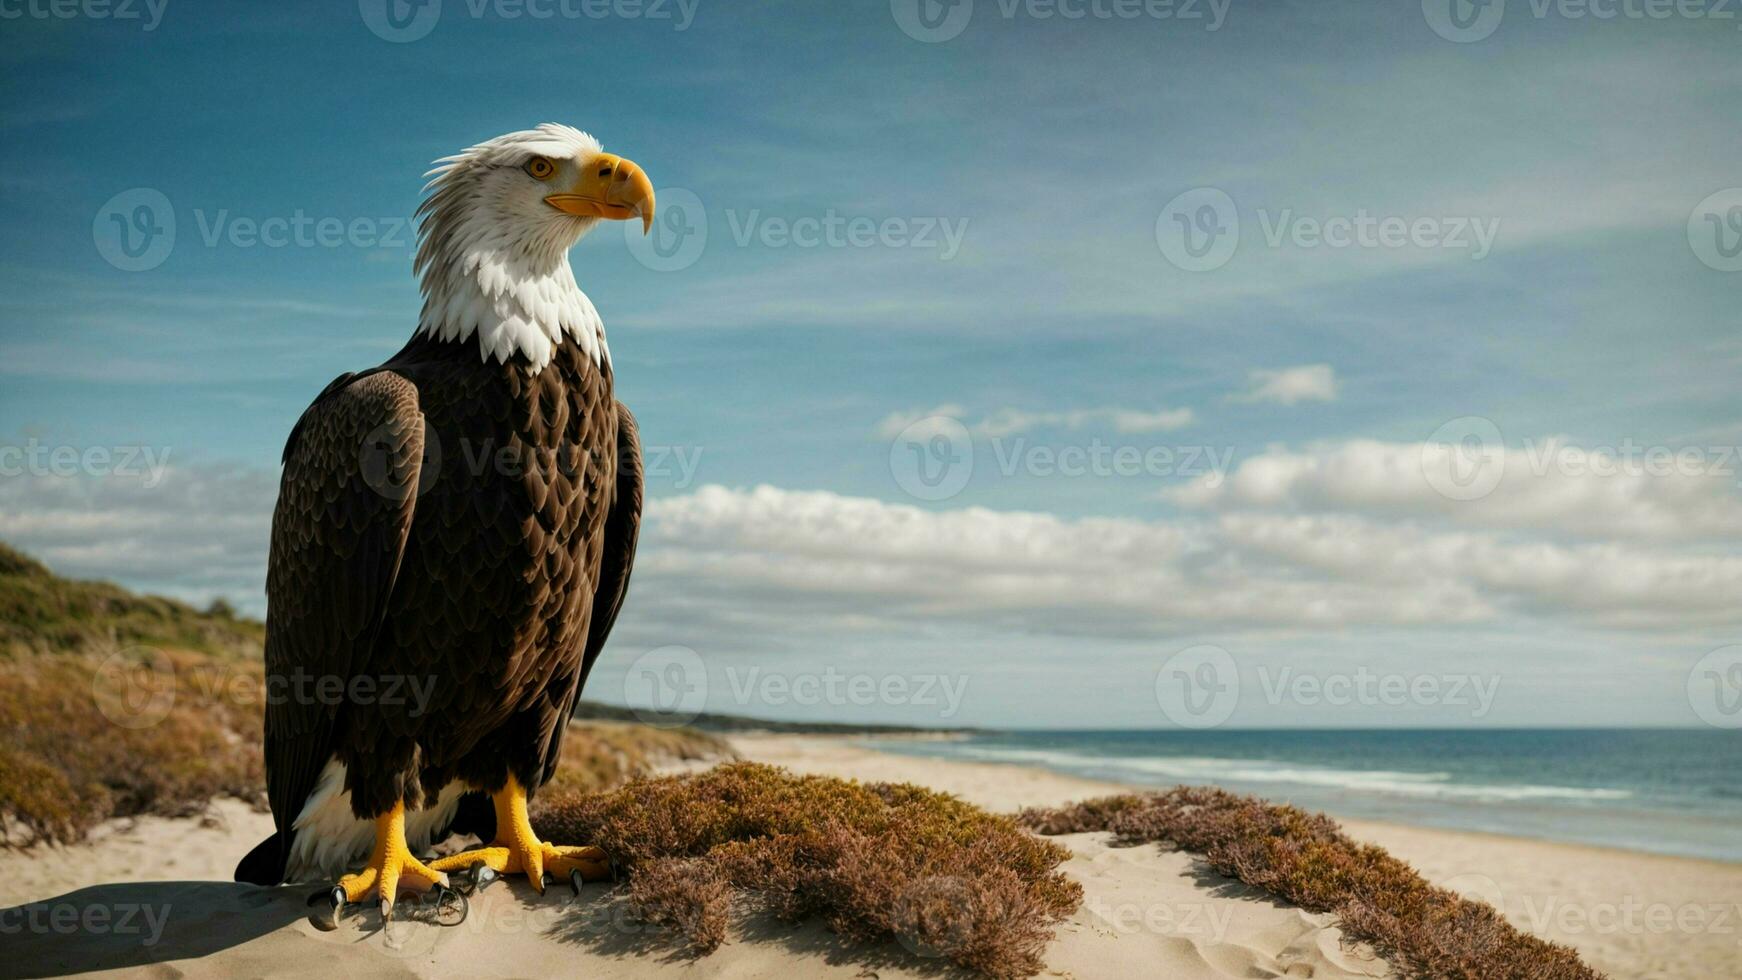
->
872, 404, 968, 441
638, 483, 1742, 639
9, 458, 1737, 641
874, 404, 1195, 440
1235, 365, 1339, 405
0, 463, 274, 610
1170, 439, 1742, 541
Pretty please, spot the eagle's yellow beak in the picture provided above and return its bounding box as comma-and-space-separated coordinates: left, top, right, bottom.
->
544, 153, 656, 234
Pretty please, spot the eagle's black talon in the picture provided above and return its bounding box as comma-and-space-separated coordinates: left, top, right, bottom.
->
430, 885, 468, 927
456, 864, 497, 896
306, 887, 346, 931
569, 869, 584, 896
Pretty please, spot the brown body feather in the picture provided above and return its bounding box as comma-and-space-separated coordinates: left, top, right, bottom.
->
247, 332, 641, 882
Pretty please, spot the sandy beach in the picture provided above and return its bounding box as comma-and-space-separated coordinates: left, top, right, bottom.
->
2, 734, 1737, 979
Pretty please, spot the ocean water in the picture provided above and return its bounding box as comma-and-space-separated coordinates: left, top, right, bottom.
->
862, 729, 1742, 862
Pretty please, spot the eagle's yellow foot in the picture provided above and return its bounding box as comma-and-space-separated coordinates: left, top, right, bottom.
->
429, 773, 610, 895
308, 800, 451, 930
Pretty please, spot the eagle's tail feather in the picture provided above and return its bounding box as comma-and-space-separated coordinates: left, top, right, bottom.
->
235, 831, 287, 886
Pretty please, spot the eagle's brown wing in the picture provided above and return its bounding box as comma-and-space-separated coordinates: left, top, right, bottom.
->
260, 370, 426, 858
539, 402, 643, 787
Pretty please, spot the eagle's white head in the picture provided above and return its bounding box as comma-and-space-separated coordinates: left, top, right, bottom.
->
413, 124, 656, 372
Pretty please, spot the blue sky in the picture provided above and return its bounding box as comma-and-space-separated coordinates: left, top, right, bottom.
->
2, 1, 1740, 728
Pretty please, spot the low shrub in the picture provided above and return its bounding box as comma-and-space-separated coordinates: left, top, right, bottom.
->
1019, 787, 1603, 980
533, 762, 1083, 978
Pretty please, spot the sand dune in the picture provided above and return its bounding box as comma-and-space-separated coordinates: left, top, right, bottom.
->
3, 735, 1735, 979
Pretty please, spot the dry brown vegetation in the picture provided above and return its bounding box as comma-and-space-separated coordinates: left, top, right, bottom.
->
0, 541, 729, 847
1020, 787, 1605, 980
0, 647, 728, 848
0, 541, 275, 845
543, 720, 732, 797
532, 762, 1083, 978
0, 646, 266, 847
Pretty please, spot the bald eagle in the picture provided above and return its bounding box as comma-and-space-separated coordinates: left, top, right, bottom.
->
234, 125, 654, 925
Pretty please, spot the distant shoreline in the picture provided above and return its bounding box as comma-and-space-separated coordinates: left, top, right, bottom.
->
570, 700, 981, 736
850, 727, 1742, 865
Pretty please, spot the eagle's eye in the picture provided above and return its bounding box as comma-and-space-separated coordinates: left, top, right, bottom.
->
524, 157, 556, 180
